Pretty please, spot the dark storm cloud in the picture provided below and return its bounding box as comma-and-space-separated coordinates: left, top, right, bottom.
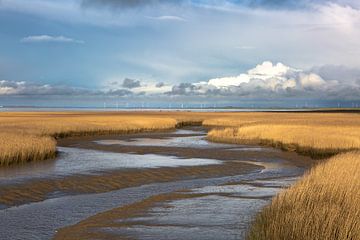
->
106, 88, 133, 96
81, 0, 307, 10
80, 0, 357, 12
0, 80, 138, 97
81, 0, 173, 9
0, 80, 97, 96
239, 0, 308, 9
122, 78, 141, 89
155, 82, 165, 88
311, 65, 360, 83
168, 83, 198, 95
229, 0, 356, 10
166, 78, 360, 99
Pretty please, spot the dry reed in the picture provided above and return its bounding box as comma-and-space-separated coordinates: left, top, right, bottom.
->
203, 112, 360, 240
207, 124, 360, 158
0, 112, 179, 166
248, 151, 360, 240
0, 133, 56, 166
1, 111, 360, 239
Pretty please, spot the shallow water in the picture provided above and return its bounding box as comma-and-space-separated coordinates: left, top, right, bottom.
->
109, 196, 268, 240
0, 127, 308, 240
104, 179, 291, 240
93, 128, 271, 151
95, 135, 237, 149
64, 175, 298, 240
0, 147, 221, 185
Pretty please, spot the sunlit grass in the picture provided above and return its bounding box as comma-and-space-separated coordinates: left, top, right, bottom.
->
0, 133, 56, 166
0, 111, 360, 238
0, 112, 178, 166
203, 112, 360, 239
248, 151, 360, 240
207, 124, 360, 158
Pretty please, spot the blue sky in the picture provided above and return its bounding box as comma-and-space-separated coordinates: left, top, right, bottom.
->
0, 0, 360, 107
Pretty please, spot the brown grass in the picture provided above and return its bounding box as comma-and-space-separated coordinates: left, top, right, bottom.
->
0, 112, 181, 166
207, 124, 360, 158
248, 151, 360, 240
1, 111, 360, 238
203, 112, 360, 240
0, 133, 56, 166
203, 112, 360, 128
1, 111, 359, 165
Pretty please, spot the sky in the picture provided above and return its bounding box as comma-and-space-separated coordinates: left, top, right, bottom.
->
0, 0, 360, 108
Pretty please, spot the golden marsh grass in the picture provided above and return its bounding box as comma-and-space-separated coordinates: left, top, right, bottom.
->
0, 110, 360, 239
204, 112, 360, 240
1, 111, 359, 165
0, 112, 180, 166
207, 124, 360, 158
0, 133, 56, 166
248, 151, 360, 240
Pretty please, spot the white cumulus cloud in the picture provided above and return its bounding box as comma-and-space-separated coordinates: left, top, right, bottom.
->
207, 61, 300, 89
168, 61, 360, 99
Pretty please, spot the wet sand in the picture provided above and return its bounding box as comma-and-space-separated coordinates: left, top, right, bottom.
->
58, 128, 311, 168
54, 176, 298, 240
0, 127, 313, 239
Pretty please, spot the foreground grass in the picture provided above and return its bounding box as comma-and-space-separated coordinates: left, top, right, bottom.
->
204, 113, 360, 240
248, 151, 360, 240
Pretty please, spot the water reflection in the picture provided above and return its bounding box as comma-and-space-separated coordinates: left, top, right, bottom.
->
95, 135, 268, 150
0, 147, 221, 185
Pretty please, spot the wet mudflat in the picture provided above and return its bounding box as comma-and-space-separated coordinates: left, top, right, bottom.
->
0, 127, 313, 240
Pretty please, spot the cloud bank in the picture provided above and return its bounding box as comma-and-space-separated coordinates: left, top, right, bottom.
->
121, 78, 141, 89
0, 80, 92, 95
167, 61, 360, 99
81, 0, 172, 9
1, 61, 360, 100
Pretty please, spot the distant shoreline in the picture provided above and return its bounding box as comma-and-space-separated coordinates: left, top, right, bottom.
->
1, 107, 359, 113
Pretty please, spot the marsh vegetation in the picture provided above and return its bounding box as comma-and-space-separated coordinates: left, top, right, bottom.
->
204, 112, 360, 240
0, 111, 359, 240
248, 151, 360, 240
0, 112, 178, 165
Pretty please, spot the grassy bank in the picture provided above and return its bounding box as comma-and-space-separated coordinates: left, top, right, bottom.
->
0, 112, 180, 166
1, 111, 359, 165
0, 133, 56, 166
204, 113, 360, 240
248, 151, 360, 240
205, 112, 360, 158
207, 124, 360, 158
